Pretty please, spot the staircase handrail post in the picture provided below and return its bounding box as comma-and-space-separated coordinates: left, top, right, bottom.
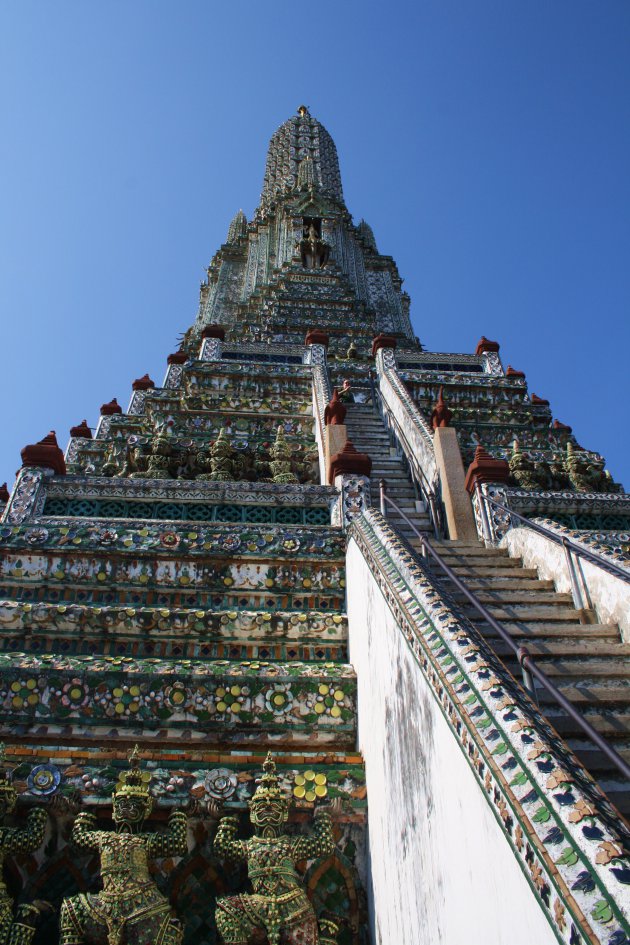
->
379, 478, 387, 518
475, 482, 494, 544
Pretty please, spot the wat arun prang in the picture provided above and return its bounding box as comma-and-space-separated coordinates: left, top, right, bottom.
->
0, 107, 628, 945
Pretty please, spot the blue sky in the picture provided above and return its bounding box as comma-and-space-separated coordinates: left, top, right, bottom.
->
1, 1, 629, 487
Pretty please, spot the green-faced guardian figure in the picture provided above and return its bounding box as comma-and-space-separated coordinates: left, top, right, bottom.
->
214, 752, 340, 945
60, 746, 187, 945
0, 745, 48, 945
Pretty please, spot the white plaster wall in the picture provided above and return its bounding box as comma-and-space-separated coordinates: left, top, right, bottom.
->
346, 539, 557, 945
502, 526, 630, 639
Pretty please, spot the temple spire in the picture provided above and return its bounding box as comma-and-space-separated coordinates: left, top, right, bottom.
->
259, 107, 344, 213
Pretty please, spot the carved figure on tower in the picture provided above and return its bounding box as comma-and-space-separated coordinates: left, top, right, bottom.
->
298, 222, 330, 270
59, 746, 188, 945
214, 752, 340, 945
0, 744, 48, 945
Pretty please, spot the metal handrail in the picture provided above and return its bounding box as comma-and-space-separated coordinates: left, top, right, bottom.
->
478, 488, 630, 585
379, 479, 630, 782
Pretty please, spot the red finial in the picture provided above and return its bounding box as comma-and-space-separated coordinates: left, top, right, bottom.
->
305, 329, 329, 347
371, 334, 397, 357
100, 398, 122, 416
167, 351, 188, 365
69, 420, 92, 439
324, 388, 347, 426
20, 431, 66, 476
475, 336, 500, 355
201, 324, 226, 340
553, 419, 573, 433
464, 444, 510, 494
132, 374, 155, 391
328, 438, 372, 484
430, 386, 452, 429
531, 394, 550, 406
0, 483, 9, 503
505, 365, 525, 378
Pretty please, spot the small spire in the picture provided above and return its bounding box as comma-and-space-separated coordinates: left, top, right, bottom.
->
358, 219, 377, 252
297, 105, 310, 117
227, 209, 247, 243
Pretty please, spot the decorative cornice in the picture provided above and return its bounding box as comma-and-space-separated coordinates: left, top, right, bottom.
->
45, 477, 337, 506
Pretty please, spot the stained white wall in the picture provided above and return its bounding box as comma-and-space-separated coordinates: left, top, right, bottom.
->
346, 539, 556, 945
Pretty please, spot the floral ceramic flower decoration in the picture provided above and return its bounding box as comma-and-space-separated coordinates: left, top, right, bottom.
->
264, 684, 294, 716
94, 528, 118, 545
8, 678, 40, 710
60, 678, 90, 708
205, 767, 237, 801
221, 535, 242, 552
293, 770, 328, 802
160, 531, 180, 548
281, 537, 300, 552
24, 527, 48, 544
28, 763, 61, 795
311, 683, 346, 718
94, 682, 145, 717
164, 682, 190, 711
214, 683, 249, 715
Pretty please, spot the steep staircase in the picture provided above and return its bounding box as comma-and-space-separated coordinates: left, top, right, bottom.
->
342, 401, 630, 817
413, 538, 630, 817
343, 402, 432, 538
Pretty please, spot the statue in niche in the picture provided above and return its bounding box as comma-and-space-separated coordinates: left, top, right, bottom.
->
298, 221, 330, 270
127, 429, 176, 480
193, 439, 214, 480
0, 745, 48, 945
101, 439, 130, 478
565, 443, 616, 493
508, 440, 549, 490
269, 426, 298, 483
214, 752, 341, 945
209, 428, 235, 481
60, 746, 188, 945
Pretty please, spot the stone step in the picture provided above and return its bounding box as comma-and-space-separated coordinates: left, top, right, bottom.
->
346, 440, 391, 448
433, 565, 542, 579
429, 563, 534, 578
427, 544, 509, 559
427, 555, 526, 569
537, 686, 630, 706
445, 589, 574, 605
477, 622, 620, 640
435, 573, 550, 589
491, 639, 630, 658
547, 709, 630, 736
462, 604, 582, 622
387, 513, 431, 526
571, 746, 630, 773
528, 661, 630, 679
433, 576, 556, 591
